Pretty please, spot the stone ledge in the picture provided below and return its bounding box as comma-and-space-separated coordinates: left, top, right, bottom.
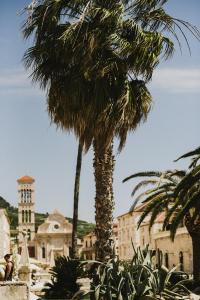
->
0, 281, 28, 286
0, 281, 29, 300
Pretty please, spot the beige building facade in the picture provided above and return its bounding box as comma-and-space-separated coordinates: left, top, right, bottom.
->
17, 175, 35, 242
117, 205, 193, 274
0, 209, 10, 258
82, 221, 119, 260
16, 176, 73, 266
35, 210, 72, 266
82, 232, 96, 260
118, 205, 146, 260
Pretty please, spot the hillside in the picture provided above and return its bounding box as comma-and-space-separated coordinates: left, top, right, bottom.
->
0, 196, 94, 239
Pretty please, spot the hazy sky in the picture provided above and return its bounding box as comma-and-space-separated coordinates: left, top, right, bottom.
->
0, 0, 199, 222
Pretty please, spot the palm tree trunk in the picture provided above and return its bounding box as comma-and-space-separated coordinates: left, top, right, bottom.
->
71, 142, 83, 259
191, 234, 200, 282
93, 140, 115, 261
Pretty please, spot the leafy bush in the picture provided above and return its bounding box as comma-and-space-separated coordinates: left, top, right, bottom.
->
88, 245, 192, 300
41, 247, 196, 299
42, 256, 86, 299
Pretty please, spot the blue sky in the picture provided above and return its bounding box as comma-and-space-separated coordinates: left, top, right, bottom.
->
0, 0, 199, 222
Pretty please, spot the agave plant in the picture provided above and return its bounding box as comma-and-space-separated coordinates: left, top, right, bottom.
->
42, 256, 86, 299
88, 245, 191, 300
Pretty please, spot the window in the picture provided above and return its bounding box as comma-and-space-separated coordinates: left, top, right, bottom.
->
22, 210, 25, 223
29, 210, 31, 223
25, 210, 28, 223
27, 229, 31, 241
42, 245, 46, 259
54, 224, 59, 229
28, 246, 35, 258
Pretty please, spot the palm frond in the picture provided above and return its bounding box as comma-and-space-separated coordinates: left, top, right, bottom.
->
131, 179, 159, 197
123, 171, 162, 183
175, 146, 200, 161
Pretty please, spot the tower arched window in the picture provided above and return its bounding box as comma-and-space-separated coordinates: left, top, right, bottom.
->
22, 210, 25, 223
27, 189, 31, 202
24, 190, 26, 201
25, 210, 28, 223
27, 229, 31, 241
179, 251, 184, 271
29, 210, 31, 223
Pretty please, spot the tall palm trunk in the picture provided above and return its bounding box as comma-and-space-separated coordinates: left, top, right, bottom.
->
93, 140, 115, 261
71, 142, 83, 259
191, 233, 200, 281
185, 212, 200, 281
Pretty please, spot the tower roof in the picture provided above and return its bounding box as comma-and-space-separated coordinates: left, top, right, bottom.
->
17, 175, 35, 184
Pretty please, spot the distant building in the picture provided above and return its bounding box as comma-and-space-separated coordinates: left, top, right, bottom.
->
117, 204, 144, 260
0, 209, 10, 258
35, 210, 72, 266
81, 221, 119, 260
117, 204, 193, 274
16, 175, 73, 266
17, 175, 35, 242
82, 231, 96, 260
17, 175, 36, 258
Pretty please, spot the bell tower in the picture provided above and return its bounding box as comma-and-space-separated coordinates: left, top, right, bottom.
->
17, 175, 35, 241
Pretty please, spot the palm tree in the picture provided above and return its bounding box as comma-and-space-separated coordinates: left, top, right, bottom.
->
22, 0, 199, 261
172, 147, 200, 281
123, 170, 185, 228
71, 141, 83, 259
123, 148, 200, 281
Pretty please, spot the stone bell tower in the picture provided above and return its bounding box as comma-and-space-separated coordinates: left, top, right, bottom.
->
17, 176, 35, 241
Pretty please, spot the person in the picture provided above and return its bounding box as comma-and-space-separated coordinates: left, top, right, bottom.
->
4, 254, 14, 281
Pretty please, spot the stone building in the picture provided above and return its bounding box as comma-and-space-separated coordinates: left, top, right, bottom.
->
118, 204, 146, 260
17, 176, 35, 242
82, 231, 96, 260
113, 221, 119, 256
117, 205, 193, 274
16, 175, 73, 266
17, 175, 36, 258
140, 214, 192, 273
82, 221, 119, 260
35, 210, 72, 266
0, 209, 10, 258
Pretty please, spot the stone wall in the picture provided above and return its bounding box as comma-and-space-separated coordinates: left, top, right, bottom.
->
0, 282, 29, 300
154, 228, 193, 273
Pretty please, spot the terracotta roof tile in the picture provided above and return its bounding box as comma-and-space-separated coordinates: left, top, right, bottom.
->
17, 175, 35, 183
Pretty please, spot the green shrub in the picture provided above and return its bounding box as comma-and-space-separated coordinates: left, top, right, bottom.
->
88, 245, 191, 300
42, 256, 86, 299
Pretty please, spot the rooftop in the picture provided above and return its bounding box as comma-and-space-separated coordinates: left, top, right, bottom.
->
17, 175, 35, 184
